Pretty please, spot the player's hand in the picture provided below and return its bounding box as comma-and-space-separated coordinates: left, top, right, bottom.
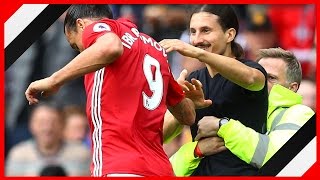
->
177, 69, 188, 85
183, 78, 212, 109
177, 69, 188, 90
25, 77, 60, 105
197, 136, 227, 156
176, 69, 211, 109
195, 116, 220, 141
159, 39, 203, 59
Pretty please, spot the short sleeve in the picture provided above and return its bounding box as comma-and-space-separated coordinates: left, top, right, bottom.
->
244, 60, 267, 79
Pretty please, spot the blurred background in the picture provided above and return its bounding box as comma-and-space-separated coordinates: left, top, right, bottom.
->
4, 4, 316, 176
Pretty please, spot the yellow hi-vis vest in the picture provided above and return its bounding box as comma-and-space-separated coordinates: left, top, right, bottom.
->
218, 84, 315, 168
170, 84, 314, 176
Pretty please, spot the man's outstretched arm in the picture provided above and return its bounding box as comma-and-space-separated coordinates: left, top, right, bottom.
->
25, 32, 123, 105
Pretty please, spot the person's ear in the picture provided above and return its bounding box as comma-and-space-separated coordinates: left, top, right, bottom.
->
225, 28, 236, 43
76, 18, 85, 31
289, 82, 299, 92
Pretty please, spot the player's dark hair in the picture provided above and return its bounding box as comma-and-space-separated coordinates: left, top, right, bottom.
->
64, 5, 113, 33
191, 5, 244, 59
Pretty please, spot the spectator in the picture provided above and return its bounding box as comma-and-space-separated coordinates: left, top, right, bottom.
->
5, 13, 86, 157
242, 5, 277, 61
297, 78, 316, 111
6, 102, 91, 176
62, 105, 89, 145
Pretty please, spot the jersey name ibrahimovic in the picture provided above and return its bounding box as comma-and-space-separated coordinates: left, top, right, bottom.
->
121, 28, 167, 58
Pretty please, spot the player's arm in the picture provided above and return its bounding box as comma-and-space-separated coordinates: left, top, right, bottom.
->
168, 97, 195, 127
194, 116, 261, 167
163, 110, 184, 143
51, 32, 123, 87
163, 98, 195, 143
159, 39, 265, 91
196, 51, 265, 91
220, 107, 314, 168
26, 33, 123, 104
216, 119, 262, 167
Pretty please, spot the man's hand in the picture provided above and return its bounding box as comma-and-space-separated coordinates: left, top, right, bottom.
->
195, 116, 220, 141
159, 39, 203, 59
184, 78, 212, 109
177, 69, 188, 87
176, 69, 189, 93
197, 136, 227, 156
25, 77, 60, 105
176, 69, 212, 109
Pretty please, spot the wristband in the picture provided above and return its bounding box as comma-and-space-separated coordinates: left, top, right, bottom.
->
194, 143, 204, 158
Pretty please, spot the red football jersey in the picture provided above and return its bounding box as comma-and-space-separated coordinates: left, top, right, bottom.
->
82, 18, 184, 176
